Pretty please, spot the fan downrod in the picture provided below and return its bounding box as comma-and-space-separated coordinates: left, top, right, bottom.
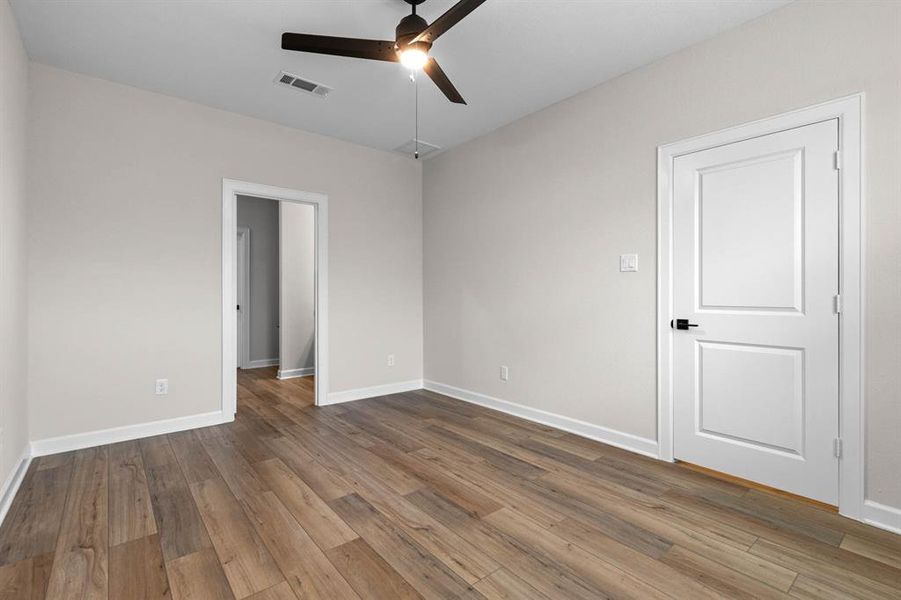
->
403, 0, 427, 15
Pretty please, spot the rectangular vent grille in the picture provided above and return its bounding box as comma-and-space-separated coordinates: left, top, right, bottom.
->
275, 71, 331, 98
394, 138, 442, 159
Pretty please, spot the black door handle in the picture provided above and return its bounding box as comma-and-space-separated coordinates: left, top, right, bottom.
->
671, 319, 699, 330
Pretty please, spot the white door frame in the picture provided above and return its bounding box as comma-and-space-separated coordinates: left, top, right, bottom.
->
657, 94, 864, 520
222, 179, 328, 410
236, 226, 251, 369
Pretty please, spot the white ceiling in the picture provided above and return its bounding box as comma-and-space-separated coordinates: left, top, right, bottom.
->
11, 0, 789, 155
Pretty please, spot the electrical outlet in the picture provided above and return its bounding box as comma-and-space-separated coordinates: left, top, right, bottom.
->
500, 365, 509, 382
155, 379, 169, 395
620, 253, 639, 272
387, 354, 396, 367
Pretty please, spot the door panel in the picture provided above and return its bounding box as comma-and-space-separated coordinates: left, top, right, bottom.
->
698, 149, 802, 311
697, 341, 804, 455
672, 119, 839, 504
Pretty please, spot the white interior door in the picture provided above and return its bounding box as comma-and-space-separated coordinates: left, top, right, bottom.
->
672, 119, 840, 504
236, 228, 249, 369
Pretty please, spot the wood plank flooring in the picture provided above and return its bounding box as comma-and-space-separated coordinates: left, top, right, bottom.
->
1, 366, 899, 599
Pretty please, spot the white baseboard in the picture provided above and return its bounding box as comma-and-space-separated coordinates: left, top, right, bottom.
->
323, 379, 423, 406
0, 445, 32, 528
245, 358, 279, 369
278, 366, 314, 380
862, 499, 901, 535
30, 410, 233, 457
423, 380, 659, 459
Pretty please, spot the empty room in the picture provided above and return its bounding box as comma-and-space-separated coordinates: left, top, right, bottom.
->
0, 0, 899, 598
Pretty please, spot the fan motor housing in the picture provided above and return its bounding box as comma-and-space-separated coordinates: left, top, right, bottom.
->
395, 14, 430, 49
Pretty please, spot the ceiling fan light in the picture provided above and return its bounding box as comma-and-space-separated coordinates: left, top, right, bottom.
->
400, 47, 429, 71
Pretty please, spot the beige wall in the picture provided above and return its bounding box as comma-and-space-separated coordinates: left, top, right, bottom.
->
27, 63, 423, 441
0, 1, 29, 491
424, 1, 901, 507
279, 201, 315, 373
0, 0, 29, 490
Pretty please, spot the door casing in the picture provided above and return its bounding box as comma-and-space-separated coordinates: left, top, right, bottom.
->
222, 179, 328, 410
657, 94, 863, 520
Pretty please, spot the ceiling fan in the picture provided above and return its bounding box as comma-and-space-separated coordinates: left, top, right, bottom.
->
281, 0, 487, 105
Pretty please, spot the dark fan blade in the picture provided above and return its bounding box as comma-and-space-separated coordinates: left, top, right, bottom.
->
410, 0, 488, 45
424, 59, 466, 104
282, 33, 398, 62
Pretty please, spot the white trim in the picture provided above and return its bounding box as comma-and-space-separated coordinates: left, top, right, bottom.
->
656, 94, 865, 520
323, 379, 424, 406
246, 358, 279, 369
30, 410, 231, 457
862, 500, 901, 535
223, 179, 328, 410
0, 446, 32, 527
425, 380, 659, 458
236, 226, 251, 369
277, 366, 314, 379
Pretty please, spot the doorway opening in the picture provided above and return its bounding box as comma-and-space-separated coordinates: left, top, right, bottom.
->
222, 180, 328, 413
235, 195, 316, 406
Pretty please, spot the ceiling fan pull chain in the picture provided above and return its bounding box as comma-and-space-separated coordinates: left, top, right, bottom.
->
414, 71, 420, 160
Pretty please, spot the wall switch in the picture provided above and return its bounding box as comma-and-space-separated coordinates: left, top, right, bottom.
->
620, 254, 639, 272
155, 379, 169, 395
500, 365, 509, 382
387, 354, 396, 367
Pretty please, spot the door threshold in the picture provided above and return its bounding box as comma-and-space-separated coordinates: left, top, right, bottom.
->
676, 461, 838, 513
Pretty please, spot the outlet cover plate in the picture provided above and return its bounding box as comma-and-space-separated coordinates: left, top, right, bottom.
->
620, 254, 639, 272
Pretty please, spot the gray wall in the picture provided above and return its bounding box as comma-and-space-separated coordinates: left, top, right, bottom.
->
0, 0, 29, 492
279, 201, 315, 373
423, 1, 901, 509
27, 63, 423, 441
237, 195, 279, 364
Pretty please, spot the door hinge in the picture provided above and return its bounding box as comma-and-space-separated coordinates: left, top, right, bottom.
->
834, 150, 841, 170
834, 438, 843, 459
833, 294, 842, 314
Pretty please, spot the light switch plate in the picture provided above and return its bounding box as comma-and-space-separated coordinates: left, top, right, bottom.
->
620, 254, 639, 272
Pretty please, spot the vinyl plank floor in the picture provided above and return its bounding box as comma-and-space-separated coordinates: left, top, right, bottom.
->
0, 465, 72, 567
109, 440, 157, 547
109, 534, 170, 599
0, 368, 897, 599
45, 447, 109, 600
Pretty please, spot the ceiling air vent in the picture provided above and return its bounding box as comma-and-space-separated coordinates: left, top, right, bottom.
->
275, 71, 331, 98
394, 138, 442, 159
